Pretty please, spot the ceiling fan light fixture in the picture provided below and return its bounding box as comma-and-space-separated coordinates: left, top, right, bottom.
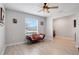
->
38, 3, 58, 13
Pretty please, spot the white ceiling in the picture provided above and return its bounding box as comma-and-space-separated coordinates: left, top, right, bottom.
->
3, 3, 79, 17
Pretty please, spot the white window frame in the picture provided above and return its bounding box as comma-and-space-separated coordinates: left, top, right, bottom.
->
25, 18, 38, 35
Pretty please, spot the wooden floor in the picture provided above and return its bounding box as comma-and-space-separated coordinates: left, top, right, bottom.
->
4, 36, 79, 55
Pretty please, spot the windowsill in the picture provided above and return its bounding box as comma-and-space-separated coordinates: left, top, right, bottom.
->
25, 32, 38, 36
25, 34, 32, 35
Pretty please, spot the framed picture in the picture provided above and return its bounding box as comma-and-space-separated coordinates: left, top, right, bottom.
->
13, 18, 17, 23
40, 21, 44, 26
0, 7, 5, 24
74, 19, 76, 28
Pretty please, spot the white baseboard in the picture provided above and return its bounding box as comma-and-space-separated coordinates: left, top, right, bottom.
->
55, 36, 74, 40
45, 35, 53, 40
7, 41, 25, 47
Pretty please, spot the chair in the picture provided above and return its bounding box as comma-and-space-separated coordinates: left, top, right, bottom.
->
26, 34, 45, 43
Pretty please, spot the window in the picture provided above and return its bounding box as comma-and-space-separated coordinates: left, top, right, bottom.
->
25, 18, 38, 35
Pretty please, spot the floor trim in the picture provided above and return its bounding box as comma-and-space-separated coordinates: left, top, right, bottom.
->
6, 41, 25, 47
55, 36, 74, 40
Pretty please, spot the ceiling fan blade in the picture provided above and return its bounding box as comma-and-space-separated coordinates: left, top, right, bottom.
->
48, 6, 58, 9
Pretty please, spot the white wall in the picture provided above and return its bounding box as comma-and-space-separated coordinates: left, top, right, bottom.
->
6, 9, 46, 46
0, 26, 5, 54
75, 13, 79, 48
53, 15, 75, 39
46, 16, 53, 40
0, 4, 5, 55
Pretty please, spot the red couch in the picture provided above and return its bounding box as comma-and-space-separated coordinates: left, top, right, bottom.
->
26, 34, 45, 43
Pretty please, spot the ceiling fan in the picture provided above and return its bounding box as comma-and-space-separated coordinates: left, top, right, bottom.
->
39, 3, 58, 13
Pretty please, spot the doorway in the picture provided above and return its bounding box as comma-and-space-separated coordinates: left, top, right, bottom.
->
52, 15, 78, 54
53, 15, 75, 40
